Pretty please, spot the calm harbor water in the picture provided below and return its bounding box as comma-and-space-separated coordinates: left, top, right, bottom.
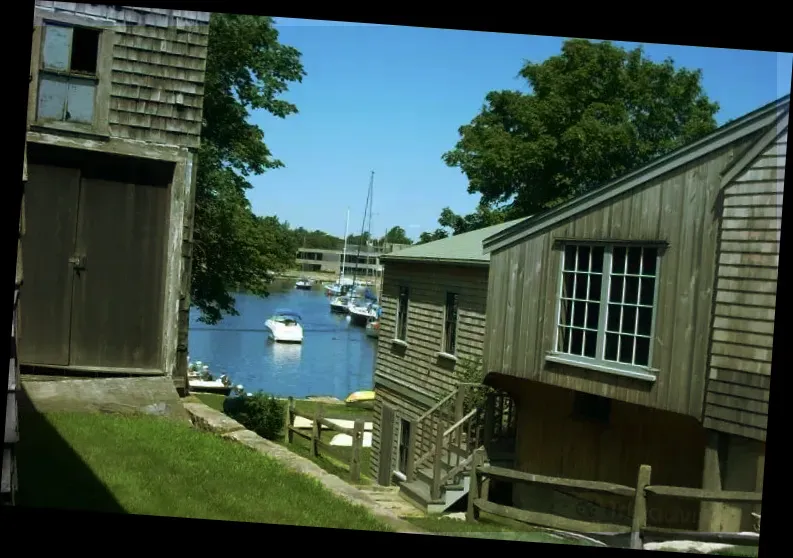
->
188, 281, 377, 400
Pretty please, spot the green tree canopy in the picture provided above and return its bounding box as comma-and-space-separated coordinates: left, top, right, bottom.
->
291, 228, 344, 250
381, 226, 414, 245
441, 38, 720, 227
192, 14, 305, 324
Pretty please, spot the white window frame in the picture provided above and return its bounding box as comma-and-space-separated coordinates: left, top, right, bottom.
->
395, 286, 409, 342
547, 241, 663, 382
441, 291, 459, 356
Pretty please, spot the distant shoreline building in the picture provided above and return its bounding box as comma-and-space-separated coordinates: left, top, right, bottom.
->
296, 242, 411, 277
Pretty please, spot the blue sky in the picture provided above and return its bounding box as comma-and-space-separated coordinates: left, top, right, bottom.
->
244, 19, 792, 240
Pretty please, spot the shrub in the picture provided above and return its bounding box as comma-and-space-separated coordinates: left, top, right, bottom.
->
455, 356, 491, 413
224, 392, 285, 440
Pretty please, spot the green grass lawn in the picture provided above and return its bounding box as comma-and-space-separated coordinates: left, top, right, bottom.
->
17, 409, 388, 531
194, 393, 374, 484
406, 512, 594, 544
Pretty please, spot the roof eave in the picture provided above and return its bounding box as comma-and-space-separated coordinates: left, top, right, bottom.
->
482, 95, 791, 255
380, 255, 490, 268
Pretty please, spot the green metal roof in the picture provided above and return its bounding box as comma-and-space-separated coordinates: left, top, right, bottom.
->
381, 217, 531, 266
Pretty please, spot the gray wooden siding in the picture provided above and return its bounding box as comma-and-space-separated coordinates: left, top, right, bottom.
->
35, 2, 209, 148
369, 385, 427, 482
484, 134, 761, 418
369, 262, 489, 481
376, 262, 489, 398
703, 128, 786, 441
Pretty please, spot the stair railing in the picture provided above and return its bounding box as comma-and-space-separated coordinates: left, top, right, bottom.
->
404, 382, 517, 499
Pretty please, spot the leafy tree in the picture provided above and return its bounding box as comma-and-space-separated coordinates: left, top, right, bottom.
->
442, 39, 720, 221
291, 227, 344, 250
346, 232, 372, 247
418, 229, 449, 244
382, 226, 414, 245
191, 14, 305, 324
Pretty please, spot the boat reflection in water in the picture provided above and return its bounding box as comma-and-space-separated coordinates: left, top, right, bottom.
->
270, 341, 303, 368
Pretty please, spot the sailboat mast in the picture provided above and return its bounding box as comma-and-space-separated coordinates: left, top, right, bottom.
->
366, 181, 374, 282
340, 207, 350, 282
351, 171, 374, 290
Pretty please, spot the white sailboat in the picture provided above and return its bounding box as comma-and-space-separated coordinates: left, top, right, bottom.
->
327, 208, 352, 300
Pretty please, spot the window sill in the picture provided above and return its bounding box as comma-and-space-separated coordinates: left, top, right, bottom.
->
391, 338, 409, 348
31, 122, 110, 140
545, 353, 658, 382
435, 352, 458, 363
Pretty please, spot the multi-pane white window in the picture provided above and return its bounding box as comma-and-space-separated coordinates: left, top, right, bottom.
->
555, 244, 660, 370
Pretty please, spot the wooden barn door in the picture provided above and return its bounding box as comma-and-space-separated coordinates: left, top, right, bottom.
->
18, 164, 81, 366
68, 177, 169, 371
18, 162, 169, 372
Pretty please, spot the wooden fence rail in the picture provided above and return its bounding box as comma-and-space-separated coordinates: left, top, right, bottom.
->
284, 397, 365, 483
466, 449, 762, 550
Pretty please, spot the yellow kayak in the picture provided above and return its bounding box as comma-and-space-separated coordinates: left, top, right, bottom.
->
345, 390, 375, 404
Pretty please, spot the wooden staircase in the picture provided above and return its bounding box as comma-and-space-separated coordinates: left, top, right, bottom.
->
396, 384, 516, 514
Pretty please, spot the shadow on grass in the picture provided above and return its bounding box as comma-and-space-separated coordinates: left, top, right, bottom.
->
15, 388, 125, 514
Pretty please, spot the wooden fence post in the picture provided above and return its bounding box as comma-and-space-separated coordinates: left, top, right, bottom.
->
630, 464, 652, 550
483, 392, 496, 449
285, 396, 295, 444
467, 448, 485, 522
350, 418, 364, 483
405, 418, 416, 483
312, 405, 324, 458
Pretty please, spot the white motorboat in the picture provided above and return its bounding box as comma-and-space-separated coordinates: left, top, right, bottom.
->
265, 309, 304, 343
295, 277, 313, 290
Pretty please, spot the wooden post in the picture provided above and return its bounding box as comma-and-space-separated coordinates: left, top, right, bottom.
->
431, 416, 445, 500
467, 448, 485, 522
630, 464, 652, 550
350, 418, 364, 483
405, 418, 416, 483
312, 406, 324, 458
483, 391, 496, 449
454, 384, 467, 421
453, 385, 468, 470
285, 396, 295, 444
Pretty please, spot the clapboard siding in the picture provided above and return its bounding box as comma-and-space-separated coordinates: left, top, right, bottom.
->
704, 127, 786, 442
375, 263, 489, 398
35, 2, 209, 148
369, 385, 429, 483
370, 262, 490, 481
484, 134, 762, 418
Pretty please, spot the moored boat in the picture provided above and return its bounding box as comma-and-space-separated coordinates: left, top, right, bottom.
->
365, 319, 380, 338
295, 277, 313, 290
330, 295, 351, 313
265, 309, 304, 343
349, 302, 378, 327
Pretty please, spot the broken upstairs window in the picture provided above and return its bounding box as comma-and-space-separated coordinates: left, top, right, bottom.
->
37, 23, 101, 125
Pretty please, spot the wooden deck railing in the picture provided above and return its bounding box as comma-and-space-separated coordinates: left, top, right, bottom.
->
466, 449, 762, 550
405, 385, 517, 499
284, 397, 365, 483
